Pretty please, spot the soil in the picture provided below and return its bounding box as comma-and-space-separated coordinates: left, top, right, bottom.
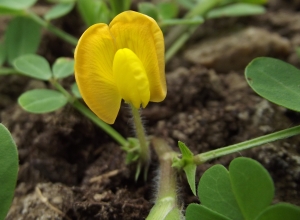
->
1, 0, 300, 219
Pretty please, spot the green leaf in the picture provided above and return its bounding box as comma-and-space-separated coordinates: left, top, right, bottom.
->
229, 158, 274, 219
198, 164, 244, 219
44, 2, 75, 20
207, 3, 265, 19
47, 0, 75, 3
198, 157, 274, 220
237, 0, 267, 4
138, 2, 159, 21
71, 82, 81, 98
174, 0, 194, 10
157, 2, 178, 20
184, 163, 197, 196
4, 16, 41, 65
0, 0, 37, 10
0, 41, 5, 66
160, 17, 204, 27
109, 0, 131, 17
18, 89, 68, 113
52, 57, 74, 79
77, 0, 110, 26
256, 203, 300, 220
0, 123, 18, 220
13, 54, 52, 80
186, 204, 230, 220
245, 57, 300, 112
178, 141, 193, 158
178, 141, 196, 195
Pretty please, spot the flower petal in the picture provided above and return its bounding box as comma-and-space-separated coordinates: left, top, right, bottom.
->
113, 48, 150, 109
109, 11, 166, 102
75, 23, 121, 124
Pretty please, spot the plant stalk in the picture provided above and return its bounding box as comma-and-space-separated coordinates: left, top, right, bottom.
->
130, 104, 150, 180
146, 138, 182, 220
194, 125, 300, 164
165, 0, 222, 60
26, 11, 78, 46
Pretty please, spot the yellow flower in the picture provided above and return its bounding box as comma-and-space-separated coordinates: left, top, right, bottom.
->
75, 11, 166, 124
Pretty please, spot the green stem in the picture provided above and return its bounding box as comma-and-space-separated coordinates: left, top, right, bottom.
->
130, 104, 150, 180
165, 0, 222, 60
26, 11, 78, 46
165, 25, 197, 63
146, 138, 182, 220
51, 79, 128, 146
194, 125, 300, 164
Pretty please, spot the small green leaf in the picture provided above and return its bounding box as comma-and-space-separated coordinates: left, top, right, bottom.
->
44, 2, 75, 20
186, 204, 230, 220
197, 157, 274, 219
178, 141, 196, 195
178, 141, 193, 158
174, 0, 194, 10
256, 203, 300, 220
0, 0, 37, 10
18, 89, 68, 113
138, 2, 159, 21
207, 3, 265, 19
237, 0, 267, 4
229, 157, 274, 220
245, 57, 300, 112
184, 163, 197, 195
4, 17, 41, 65
109, 0, 131, 17
48, 0, 75, 3
160, 17, 204, 27
71, 82, 81, 98
0, 42, 5, 66
0, 0, 37, 15
198, 164, 244, 219
77, 0, 110, 26
0, 123, 18, 220
52, 57, 74, 79
157, 2, 178, 20
13, 54, 52, 80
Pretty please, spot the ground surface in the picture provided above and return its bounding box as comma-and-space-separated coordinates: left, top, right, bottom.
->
1, 0, 300, 219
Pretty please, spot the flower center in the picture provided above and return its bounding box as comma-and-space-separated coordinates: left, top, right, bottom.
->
113, 48, 150, 109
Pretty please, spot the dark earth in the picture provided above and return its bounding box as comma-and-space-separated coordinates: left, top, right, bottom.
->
1, 0, 300, 219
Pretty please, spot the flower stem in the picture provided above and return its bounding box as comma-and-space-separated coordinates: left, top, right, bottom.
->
194, 125, 300, 164
25, 11, 78, 46
130, 104, 150, 180
51, 79, 128, 147
146, 138, 182, 220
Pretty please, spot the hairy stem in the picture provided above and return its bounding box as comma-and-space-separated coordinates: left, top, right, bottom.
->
130, 104, 150, 180
146, 138, 182, 220
194, 125, 300, 164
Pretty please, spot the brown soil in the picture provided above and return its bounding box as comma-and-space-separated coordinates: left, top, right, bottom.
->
1, 0, 300, 219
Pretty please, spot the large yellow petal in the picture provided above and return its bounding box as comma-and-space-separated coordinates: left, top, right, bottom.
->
109, 11, 166, 102
75, 23, 121, 124
113, 48, 150, 109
